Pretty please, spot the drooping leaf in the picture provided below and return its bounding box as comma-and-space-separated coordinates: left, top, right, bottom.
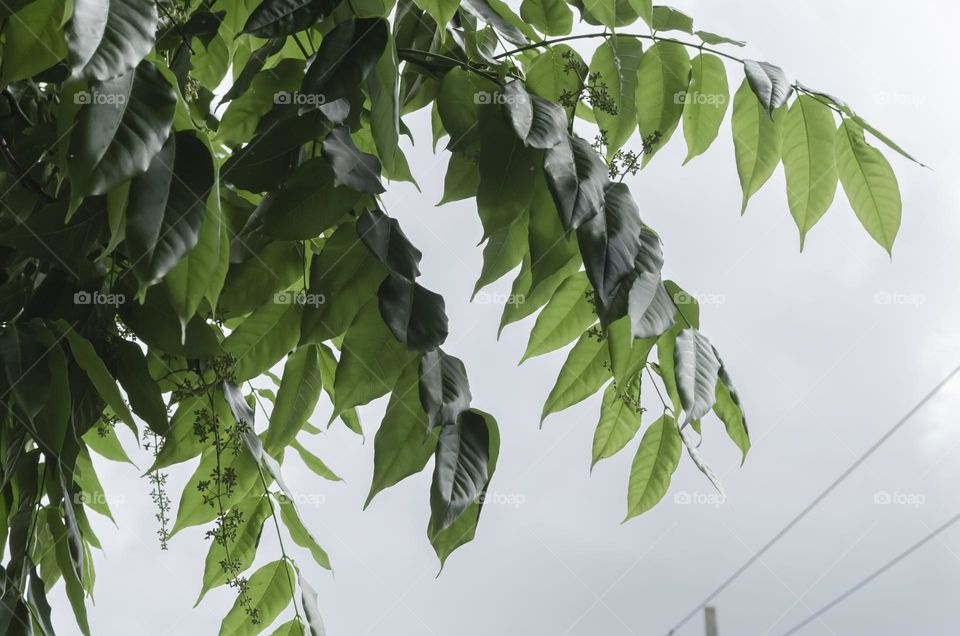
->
67, 61, 176, 199
519, 0, 573, 35
429, 409, 491, 531
682, 53, 729, 164
502, 81, 567, 149
635, 41, 691, 164
66, 0, 157, 81
592, 381, 642, 468
322, 127, 386, 194
543, 134, 608, 232
377, 274, 449, 352
292, 440, 341, 481
218, 560, 295, 636
197, 495, 271, 603
357, 208, 421, 281
223, 301, 302, 383
419, 349, 472, 434
835, 120, 901, 253
590, 35, 643, 158
125, 132, 215, 292
743, 59, 792, 117
673, 328, 721, 424
264, 345, 324, 454
242, 0, 342, 37
624, 413, 681, 520
650, 5, 693, 33
782, 94, 838, 248
522, 272, 596, 361
301, 18, 388, 103
541, 328, 612, 423
277, 496, 332, 569
731, 78, 785, 212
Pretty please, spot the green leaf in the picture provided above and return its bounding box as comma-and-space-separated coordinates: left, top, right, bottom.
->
378, 275, 449, 352
473, 213, 528, 295
367, 31, 409, 180
0, 0, 66, 85
302, 18, 388, 103
461, 0, 533, 45
171, 443, 260, 535
520, 0, 573, 35
292, 440, 341, 481
695, 30, 745, 47
743, 59, 791, 117
66, 0, 157, 81
477, 105, 541, 238
265, 345, 324, 454
277, 496, 332, 569
635, 41, 691, 164
218, 560, 295, 636
524, 44, 585, 119
412, 0, 459, 29
254, 157, 361, 240
218, 58, 304, 147
115, 339, 167, 433
197, 495, 271, 604
316, 344, 362, 436
125, 132, 215, 293
674, 328, 721, 424
45, 510, 91, 635
220, 241, 303, 317
835, 120, 901, 253
357, 208, 422, 281
242, 0, 342, 37
67, 61, 176, 199
543, 134, 608, 232
419, 349, 472, 434
523, 272, 596, 361
271, 619, 306, 636
576, 181, 644, 317
651, 5, 693, 33
607, 316, 655, 391
300, 222, 387, 343
573, 0, 640, 28
332, 299, 412, 416
541, 328, 612, 423
682, 53, 729, 164
782, 94, 838, 248
439, 153, 479, 204
223, 301, 302, 383
436, 68, 497, 152
590, 35, 643, 158
714, 376, 749, 463
592, 381, 642, 468
366, 359, 437, 505
59, 324, 136, 435
322, 127, 386, 194
502, 81, 568, 149
731, 78, 785, 212
429, 409, 490, 530
624, 413, 681, 520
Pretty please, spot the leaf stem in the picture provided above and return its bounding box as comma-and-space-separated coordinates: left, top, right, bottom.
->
495, 33, 747, 64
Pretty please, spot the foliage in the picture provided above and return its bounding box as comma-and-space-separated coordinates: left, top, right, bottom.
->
0, 0, 917, 633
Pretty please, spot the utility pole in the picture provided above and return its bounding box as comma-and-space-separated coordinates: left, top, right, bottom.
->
704, 606, 718, 636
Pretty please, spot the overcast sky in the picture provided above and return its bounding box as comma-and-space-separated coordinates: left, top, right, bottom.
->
55, 1, 960, 634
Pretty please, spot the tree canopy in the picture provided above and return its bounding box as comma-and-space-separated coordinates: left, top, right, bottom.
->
0, 0, 918, 634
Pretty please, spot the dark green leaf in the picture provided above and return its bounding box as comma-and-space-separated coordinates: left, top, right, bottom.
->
429, 409, 490, 531
543, 134, 608, 232
674, 327, 720, 424
66, 0, 157, 81
743, 59, 792, 117
243, 0, 343, 37
502, 81, 567, 149
302, 18, 388, 103
378, 274, 449, 352
322, 127, 386, 194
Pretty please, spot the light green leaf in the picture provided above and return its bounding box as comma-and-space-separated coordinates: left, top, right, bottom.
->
651, 5, 693, 33
218, 560, 295, 636
592, 382, 642, 468
223, 302, 302, 383
277, 496, 332, 570
635, 41, 691, 165
782, 94, 838, 248
682, 53, 729, 164
520, 0, 572, 35
625, 413, 681, 520
0, 0, 66, 85
197, 495, 271, 604
731, 78, 785, 212
265, 345, 324, 454
522, 272, 596, 361
541, 328, 612, 423
590, 35, 643, 159
835, 119, 901, 253
292, 440, 341, 481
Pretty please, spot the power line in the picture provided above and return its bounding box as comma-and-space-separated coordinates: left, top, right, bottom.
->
780, 509, 960, 636
666, 362, 960, 635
